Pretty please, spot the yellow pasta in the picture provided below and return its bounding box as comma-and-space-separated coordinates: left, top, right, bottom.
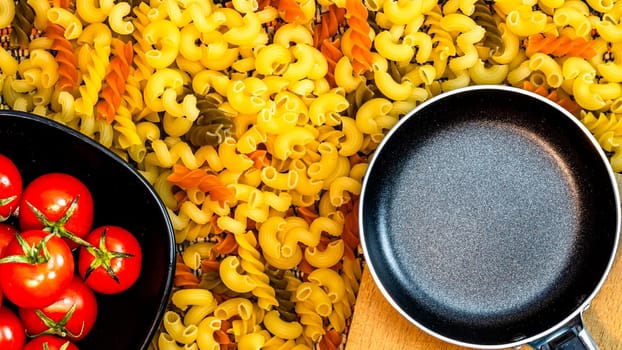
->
307, 268, 346, 303
0, 47, 19, 77
47, 8, 83, 40
273, 126, 316, 160
0, 1, 13, 28
220, 255, 257, 293
76, 0, 115, 23
214, 297, 254, 320
196, 317, 221, 350
553, 4, 591, 38
283, 44, 322, 81
227, 77, 268, 114
263, 310, 303, 340
308, 92, 349, 126
182, 241, 215, 270
143, 19, 180, 69
27, 0, 50, 30
304, 239, 345, 268
223, 11, 267, 47
506, 7, 548, 36
162, 311, 198, 345
528, 52, 564, 87
109, 2, 135, 35
171, 288, 215, 311
440, 13, 486, 72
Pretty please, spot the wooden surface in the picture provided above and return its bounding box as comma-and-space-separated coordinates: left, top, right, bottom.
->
346, 175, 622, 350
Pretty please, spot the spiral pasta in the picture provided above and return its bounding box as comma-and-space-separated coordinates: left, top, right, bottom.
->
96, 39, 133, 122
526, 33, 597, 58
45, 23, 79, 93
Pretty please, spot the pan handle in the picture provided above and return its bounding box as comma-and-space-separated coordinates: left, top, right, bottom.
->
531, 313, 598, 350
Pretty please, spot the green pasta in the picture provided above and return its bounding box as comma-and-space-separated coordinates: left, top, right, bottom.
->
346, 81, 377, 117
184, 94, 235, 147
471, 0, 504, 54
266, 267, 298, 322
11, 0, 35, 48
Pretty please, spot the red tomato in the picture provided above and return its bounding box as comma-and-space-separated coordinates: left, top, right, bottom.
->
19, 276, 97, 341
19, 173, 94, 249
0, 222, 18, 257
0, 306, 26, 350
78, 225, 142, 294
0, 154, 22, 221
23, 335, 79, 350
0, 230, 75, 308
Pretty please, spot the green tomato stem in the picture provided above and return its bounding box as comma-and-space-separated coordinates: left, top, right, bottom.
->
0, 195, 16, 206
32, 303, 82, 339
25, 197, 93, 248
0, 232, 54, 265
83, 228, 134, 284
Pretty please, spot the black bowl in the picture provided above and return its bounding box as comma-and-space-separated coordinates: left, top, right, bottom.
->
0, 111, 175, 349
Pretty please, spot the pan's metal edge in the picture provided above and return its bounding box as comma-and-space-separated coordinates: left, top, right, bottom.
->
358, 84, 622, 349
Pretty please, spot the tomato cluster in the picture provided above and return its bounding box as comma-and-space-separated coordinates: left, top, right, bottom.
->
0, 154, 143, 350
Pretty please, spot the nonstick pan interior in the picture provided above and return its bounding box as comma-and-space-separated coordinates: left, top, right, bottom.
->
361, 86, 619, 346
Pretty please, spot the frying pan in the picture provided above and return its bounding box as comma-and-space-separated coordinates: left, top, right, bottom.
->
359, 85, 620, 349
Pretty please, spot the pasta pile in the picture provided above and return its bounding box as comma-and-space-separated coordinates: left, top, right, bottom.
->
1, 0, 622, 348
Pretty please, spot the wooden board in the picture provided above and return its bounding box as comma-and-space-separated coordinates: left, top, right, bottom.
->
346, 175, 622, 350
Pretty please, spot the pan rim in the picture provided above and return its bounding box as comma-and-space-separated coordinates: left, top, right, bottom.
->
358, 84, 622, 349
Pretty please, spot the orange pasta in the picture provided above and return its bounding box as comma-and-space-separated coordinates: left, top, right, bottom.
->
96, 39, 134, 122
212, 232, 239, 255
45, 23, 79, 93
51, 0, 71, 8
277, 0, 307, 24
296, 205, 318, 225
215, 320, 235, 350
257, 0, 273, 9
319, 329, 343, 350
341, 0, 373, 74
167, 164, 234, 203
320, 38, 344, 88
521, 81, 582, 116
313, 5, 346, 48
525, 33, 597, 59
200, 255, 221, 273
248, 149, 270, 169
174, 255, 201, 288
340, 198, 360, 261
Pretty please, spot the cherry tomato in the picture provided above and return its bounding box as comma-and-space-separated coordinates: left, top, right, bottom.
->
0, 306, 26, 350
19, 276, 98, 341
78, 225, 142, 294
0, 230, 75, 308
23, 335, 79, 350
0, 154, 22, 221
19, 173, 94, 249
0, 222, 18, 257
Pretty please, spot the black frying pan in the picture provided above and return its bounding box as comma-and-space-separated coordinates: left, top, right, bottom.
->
360, 85, 620, 349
